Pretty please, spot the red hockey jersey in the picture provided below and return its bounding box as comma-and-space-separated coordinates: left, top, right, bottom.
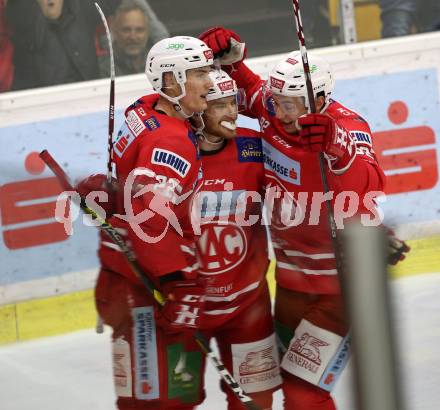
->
99, 94, 203, 285
229, 62, 386, 295
196, 128, 269, 327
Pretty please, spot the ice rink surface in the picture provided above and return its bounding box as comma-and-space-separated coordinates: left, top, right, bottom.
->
1, 272, 439, 410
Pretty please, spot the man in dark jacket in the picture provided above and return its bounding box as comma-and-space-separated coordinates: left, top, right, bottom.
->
6, 0, 121, 90
98, 0, 169, 78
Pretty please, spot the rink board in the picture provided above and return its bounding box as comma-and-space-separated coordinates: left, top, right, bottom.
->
1, 32, 440, 344
1, 235, 439, 345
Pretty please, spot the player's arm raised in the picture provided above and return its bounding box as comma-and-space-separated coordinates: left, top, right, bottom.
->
199, 27, 264, 119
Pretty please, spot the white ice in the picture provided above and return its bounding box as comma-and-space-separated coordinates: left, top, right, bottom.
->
1, 273, 439, 410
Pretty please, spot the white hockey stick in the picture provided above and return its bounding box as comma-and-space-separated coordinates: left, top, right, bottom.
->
94, 2, 116, 334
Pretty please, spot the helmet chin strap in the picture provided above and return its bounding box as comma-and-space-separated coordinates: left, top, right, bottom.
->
192, 112, 206, 134
192, 113, 224, 147
172, 102, 194, 119
160, 81, 194, 119
197, 119, 225, 147
199, 133, 225, 147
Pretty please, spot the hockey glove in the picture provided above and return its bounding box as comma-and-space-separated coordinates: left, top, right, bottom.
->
385, 227, 410, 265
297, 113, 356, 174
75, 173, 117, 217
156, 279, 206, 333
199, 26, 246, 65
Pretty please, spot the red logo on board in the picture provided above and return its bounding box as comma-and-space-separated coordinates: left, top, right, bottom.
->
0, 152, 70, 250
374, 101, 438, 194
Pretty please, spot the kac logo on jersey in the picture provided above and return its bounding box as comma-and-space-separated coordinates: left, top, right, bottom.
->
197, 222, 247, 275
236, 137, 263, 163
152, 148, 191, 177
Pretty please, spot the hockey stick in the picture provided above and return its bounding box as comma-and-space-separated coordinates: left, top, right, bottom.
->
95, 2, 115, 333
95, 2, 115, 183
39, 150, 261, 410
290, 1, 347, 288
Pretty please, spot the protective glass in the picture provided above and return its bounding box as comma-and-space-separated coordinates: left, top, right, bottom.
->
262, 81, 305, 117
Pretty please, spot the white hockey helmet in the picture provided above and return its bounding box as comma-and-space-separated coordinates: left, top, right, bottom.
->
268, 51, 334, 108
145, 36, 214, 104
206, 69, 238, 101
200, 70, 242, 141
205, 69, 246, 113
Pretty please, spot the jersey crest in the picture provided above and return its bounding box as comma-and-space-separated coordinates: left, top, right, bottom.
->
235, 137, 263, 163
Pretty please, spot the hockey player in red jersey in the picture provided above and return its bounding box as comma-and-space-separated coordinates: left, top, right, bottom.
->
199, 28, 386, 409
193, 69, 281, 409
77, 66, 282, 409
84, 36, 214, 410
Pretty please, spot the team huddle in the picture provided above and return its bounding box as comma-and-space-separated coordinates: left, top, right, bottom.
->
76, 26, 407, 410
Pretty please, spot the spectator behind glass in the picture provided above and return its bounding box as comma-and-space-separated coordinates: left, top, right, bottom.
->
99, 0, 169, 77
6, 0, 121, 91
380, 0, 440, 38
0, 0, 13, 92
